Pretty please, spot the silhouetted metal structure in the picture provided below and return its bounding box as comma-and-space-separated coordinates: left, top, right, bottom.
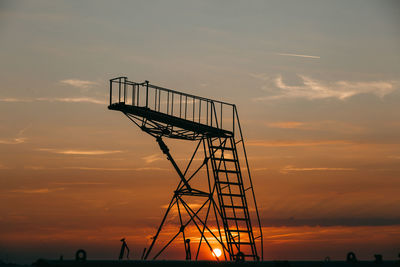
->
108, 77, 263, 261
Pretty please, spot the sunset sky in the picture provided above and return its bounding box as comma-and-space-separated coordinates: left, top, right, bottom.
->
1, 0, 400, 264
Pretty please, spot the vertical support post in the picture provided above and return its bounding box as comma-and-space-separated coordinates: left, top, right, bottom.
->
145, 80, 149, 108
154, 87, 157, 109
118, 79, 121, 103
232, 105, 235, 137
179, 94, 182, 118
199, 100, 201, 123
220, 102, 223, 129
185, 95, 187, 120
171, 92, 174, 116
158, 90, 161, 111
206, 101, 209, 125
123, 77, 126, 103
210, 102, 213, 127
109, 80, 112, 105
137, 84, 140, 106
132, 84, 136, 106
193, 97, 195, 122
167, 92, 170, 115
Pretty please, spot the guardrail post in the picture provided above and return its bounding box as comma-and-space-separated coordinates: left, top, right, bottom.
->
118, 78, 121, 103
123, 77, 127, 103
145, 80, 149, 108
109, 80, 112, 105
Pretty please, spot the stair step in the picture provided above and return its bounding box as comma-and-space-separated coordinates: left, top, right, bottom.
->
220, 193, 243, 197
227, 241, 254, 245
217, 169, 239, 174
222, 204, 246, 209
225, 217, 248, 221
227, 229, 251, 233
212, 157, 236, 162
218, 181, 241, 186
210, 146, 234, 151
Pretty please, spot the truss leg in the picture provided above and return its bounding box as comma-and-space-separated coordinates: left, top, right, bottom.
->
156, 137, 192, 192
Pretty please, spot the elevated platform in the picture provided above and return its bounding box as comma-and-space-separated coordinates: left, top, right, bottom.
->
108, 102, 232, 139
108, 77, 237, 140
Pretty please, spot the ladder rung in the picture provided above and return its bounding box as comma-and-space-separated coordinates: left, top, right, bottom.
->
212, 157, 236, 162
218, 181, 241, 186
222, 204, 245, 209
225, 217, 248, 221
220, 193, 243, 197
217, 169, 239, 174
227, 241, 253, 245
210, 146, 234, 151
228, 229, 251, 233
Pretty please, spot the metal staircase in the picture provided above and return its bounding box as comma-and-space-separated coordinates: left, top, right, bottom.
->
207, 136, 258, 261
108, 77, 262, 261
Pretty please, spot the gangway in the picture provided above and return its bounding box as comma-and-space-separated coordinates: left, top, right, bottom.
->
108, 77, 263, 261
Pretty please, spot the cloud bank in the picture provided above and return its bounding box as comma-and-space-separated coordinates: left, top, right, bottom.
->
253, 75, 396, 101
38, 148, 122, 155
60, 79, 98, 89
0, 97, 104, 105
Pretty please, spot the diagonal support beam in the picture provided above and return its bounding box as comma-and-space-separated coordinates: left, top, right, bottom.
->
156, 137, 192, 192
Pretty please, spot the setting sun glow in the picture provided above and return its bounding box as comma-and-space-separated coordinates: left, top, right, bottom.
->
212, 248, 222, 258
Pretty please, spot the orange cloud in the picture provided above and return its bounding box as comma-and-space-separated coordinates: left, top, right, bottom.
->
247, 140, 353, 147
37, 148, 123, 155
266, 121, 306, 129
264, 121, 365, 134
0, 97, 104, 104
60, 79, 98, 89
10, 187, 65, 194
280, 165, 356, 174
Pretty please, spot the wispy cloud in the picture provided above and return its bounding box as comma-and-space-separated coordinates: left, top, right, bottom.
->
247, 140, 353, 147
65, 166, 167, 171
60, 79, 98, 89
0, 98, 31, 103
253, 167, 269, 171
37, 148, 122, 155
0, 137, 27, 144
265, 121, 365, 134
24, 166, 50, 170
276, 53, 320, 59
266, 121, 305, 129
40, 97, 104, 104
52, 182, 109, 186
253, 75, 396, 101
281, 165, 356, 174
24, 165, 167, 171
0, 97, 104, 104
143, 154, 162, 164
0, 125, 30, 145
10, 187, 65, 194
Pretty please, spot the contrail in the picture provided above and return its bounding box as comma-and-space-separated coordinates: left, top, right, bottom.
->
277, 53, 320, 59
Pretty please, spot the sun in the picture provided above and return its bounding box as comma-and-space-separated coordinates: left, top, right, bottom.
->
212, 248, 222, 258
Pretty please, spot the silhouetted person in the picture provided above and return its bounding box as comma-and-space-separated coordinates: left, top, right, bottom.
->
119, 238, 130, 260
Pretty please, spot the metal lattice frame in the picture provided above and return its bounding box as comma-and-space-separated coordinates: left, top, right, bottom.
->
108, 77, 263, 261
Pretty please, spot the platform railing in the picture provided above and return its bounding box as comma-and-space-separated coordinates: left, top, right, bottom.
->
110, 77, 237, 134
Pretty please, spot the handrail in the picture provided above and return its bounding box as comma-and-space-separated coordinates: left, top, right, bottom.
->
109, 77, 236, 134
